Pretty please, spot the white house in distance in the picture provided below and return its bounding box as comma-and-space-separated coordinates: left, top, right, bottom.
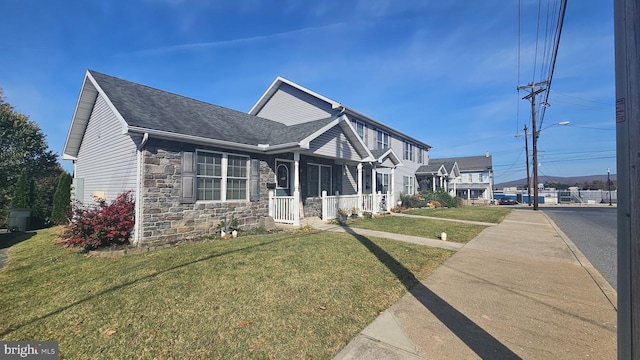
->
416, 154, 494, 200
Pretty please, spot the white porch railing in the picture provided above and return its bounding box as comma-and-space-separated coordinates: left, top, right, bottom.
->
321, 191, 392, 221
269, 193, 295, 224
269, 190, 393, 224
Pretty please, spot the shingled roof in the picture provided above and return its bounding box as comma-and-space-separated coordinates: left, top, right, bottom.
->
429, 155, 493, 172
64, 71, 359, 158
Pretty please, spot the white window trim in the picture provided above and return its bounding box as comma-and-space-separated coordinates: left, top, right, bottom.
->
404, 175, 415, 195
404, 141, 414, 161
275, 159, 293, 190
307, 162, 332, 197
196, 149, 249, 202
376, 130, 389, 150
352, 119, 367, 144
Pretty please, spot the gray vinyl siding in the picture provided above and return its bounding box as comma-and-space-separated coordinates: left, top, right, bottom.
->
394, 162, 420, 197
256, 83, 333, 125
75, 94, 138, 204
307, 125, 363, 161
342, 165, 358, 195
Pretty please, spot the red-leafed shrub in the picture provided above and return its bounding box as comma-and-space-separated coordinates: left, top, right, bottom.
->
58, 191, 135, 251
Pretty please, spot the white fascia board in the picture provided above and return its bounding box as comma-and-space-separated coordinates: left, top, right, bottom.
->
248, 77, 282, 115
438, 164, 448, 176
381, 148, 403, 167
343, 108, 432, 150
126, 126, 302, 154
249, 76, 342, 115
337, 115, 375, 161
297, 118, 341, 148
86, 71, 130, 135
62, 72, 97, 158
450, 162, 461, 177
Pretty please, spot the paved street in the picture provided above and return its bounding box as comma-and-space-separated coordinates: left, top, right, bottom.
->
542, 206, 617, 290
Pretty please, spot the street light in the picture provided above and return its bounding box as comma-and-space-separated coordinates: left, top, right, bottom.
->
607, 168, 612, 206
531, 121, 570, 210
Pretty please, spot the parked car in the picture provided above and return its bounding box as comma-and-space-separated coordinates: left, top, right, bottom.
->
499, 198, 518, 205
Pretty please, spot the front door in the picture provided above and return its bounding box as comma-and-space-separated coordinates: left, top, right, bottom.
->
275, 160, 292, 196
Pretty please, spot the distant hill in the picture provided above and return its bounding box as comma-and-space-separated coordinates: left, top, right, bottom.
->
495, 174, 617, 189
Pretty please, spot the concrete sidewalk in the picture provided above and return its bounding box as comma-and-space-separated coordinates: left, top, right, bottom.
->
333, 209, 617, 359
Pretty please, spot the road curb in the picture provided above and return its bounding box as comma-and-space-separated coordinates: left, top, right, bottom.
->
541, 211, 618, 310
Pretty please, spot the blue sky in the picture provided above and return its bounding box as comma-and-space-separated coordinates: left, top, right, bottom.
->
0, 0, 614, 184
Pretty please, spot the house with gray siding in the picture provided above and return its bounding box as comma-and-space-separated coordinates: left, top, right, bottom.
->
417, 154, 494, 200
249, 77, 432, 201
63, 71, 410, 246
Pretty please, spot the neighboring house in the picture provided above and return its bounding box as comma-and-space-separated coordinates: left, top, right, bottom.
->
63, 71, 422, 246
417, 154, 494, 200
248, 77, 432, 199
415, 160, 460, 196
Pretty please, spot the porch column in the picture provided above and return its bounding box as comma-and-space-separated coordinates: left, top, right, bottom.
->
357, 163, 363, 214
371, 165, 377, 212
293, 152, 300, 226
467, 189, 470, 200
432, 175, 436, 191
390, 167, 396, 210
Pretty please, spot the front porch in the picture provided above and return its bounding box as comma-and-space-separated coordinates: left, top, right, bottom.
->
267, 153, 398, 225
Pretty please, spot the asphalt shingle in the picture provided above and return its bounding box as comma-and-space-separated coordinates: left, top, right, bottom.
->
89, 71, 332, 147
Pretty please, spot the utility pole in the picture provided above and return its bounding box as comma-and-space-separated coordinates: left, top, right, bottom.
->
614, 0, 639, 358
524, 125, 532, 206
518, 81, 547, 210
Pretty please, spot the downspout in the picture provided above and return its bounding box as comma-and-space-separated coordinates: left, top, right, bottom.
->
134, 133, 149, 246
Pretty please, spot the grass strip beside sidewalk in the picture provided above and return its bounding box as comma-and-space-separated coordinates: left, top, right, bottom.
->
0, 228, 452, 359
403, 206, 512, 224
346, 216, 487, 243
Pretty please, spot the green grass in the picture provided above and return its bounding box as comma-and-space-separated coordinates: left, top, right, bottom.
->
0, 228, 452, 359
403, 206, 513, 224
346, 216, 487, 243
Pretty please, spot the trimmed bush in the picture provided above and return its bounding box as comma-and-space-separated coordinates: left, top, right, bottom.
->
58, 191, 135, 251
51, 172, 72, 224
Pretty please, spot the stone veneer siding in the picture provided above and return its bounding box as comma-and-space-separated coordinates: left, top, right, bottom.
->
139, 139, 274, 246
303, 197, 322, 218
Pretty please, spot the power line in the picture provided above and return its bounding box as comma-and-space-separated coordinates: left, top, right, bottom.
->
538, 0, 568, 129
550, 90, 613, 106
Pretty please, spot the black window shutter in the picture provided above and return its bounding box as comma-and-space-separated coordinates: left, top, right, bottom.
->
250, 159, 260, 201
180, 151, 196, 203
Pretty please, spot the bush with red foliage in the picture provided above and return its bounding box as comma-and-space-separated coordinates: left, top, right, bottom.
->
58, 191, 135, 251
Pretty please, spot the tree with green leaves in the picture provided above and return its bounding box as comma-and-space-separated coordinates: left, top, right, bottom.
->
51, 172, 72, 224
1, 88, 62, 227
11, 169, 35, 209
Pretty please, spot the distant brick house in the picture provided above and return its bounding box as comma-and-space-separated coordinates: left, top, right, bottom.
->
63, 71, 432, 246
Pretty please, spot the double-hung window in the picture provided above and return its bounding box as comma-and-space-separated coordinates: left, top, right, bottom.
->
197, 151, 248, 201
376, 130, 389, 150
307, 164, 332, 197
376, 173, 390, 193
417, 148, 424, 164
404, 176, 415, 195
352, 119, 367, 144
404, 142, 414, 161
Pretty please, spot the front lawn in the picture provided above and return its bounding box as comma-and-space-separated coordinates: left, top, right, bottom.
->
346, 216, 487, 243
0, 228, 452, 359
403, 206, 512, 224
